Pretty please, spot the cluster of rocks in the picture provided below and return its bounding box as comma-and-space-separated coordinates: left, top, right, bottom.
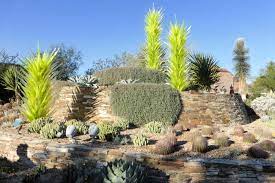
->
251, 95, 275, 121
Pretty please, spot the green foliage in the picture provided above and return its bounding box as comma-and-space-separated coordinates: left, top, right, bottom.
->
97, 122, 120, 141
103, 159, 147, 183
21, 48, 58, 121
28, 117, 53, 133
113, 135, 131, 145
192, 136, 208, 153
251, 61, 275, 98
145, 121, 163, 134
168, 23, 189, 91
113, 119, 131, 131
188, 53, 220, 91
50, 43, 82, 80
40, 122, 65, 139
65, 119, 88, 135
110, 83, 181, 126
145, 7, 163, 70
154, 133, 177, 155
233, 38, 250, 94
69, 75, 98, 87
132, 133, 148, 146
94, 67, 166, 86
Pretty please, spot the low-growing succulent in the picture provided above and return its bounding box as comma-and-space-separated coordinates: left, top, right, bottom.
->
69, 75, 98, 88
247, 144, 269, 159
65, 120, 88, 135
28, 117, 53, 133
192, 136, 208, 153
40, 122, 65, 139
243, 133, 257, 143
258, 140, 275, 152
233, 126, 245, 137
97, 122, 120, 141
154, 133, 177, 155
145, 121, 163, 134
132, 133, 148, 146
113, 135, 131, 145
201, 126, 213, 136
113, 119, 130, 131
214, 134, 230, 147
103, 159, 147, 183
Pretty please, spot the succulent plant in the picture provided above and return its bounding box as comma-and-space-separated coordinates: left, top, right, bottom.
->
214, 134, 230, 147
201, 126, 213, 136
40, 122, 65, 139
65, 120, 88, 135
103, 159, 147, 183
132, 133, 148, 146
69, 75, 98, 88
116, 79, 140, 84
97, 122, 120, 141
154, 133, 177, 155
145, 121, 163, 134
233, 126, 245, 137
192, 136, 208, 153
258, 140, 275, 152
247, 144, 269, 159
243, 133, 257, 143
113, 119, 130, 131
113, 135, 132, 145
28, 117, 53, 133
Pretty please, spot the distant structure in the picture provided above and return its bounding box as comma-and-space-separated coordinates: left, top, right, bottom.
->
212, 68, 240, 94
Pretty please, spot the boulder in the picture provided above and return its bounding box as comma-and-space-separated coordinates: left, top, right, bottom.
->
66, 125, 77, 138
89, 123, 99, 137
247, 145, 269, 159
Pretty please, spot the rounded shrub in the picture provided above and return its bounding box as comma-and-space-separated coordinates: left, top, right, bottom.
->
110, 83, 182, 126
214, 134, 230, 147
97, 121, 120, 141
243, 133, 257, 143
40, 122, 65, 139
94, 67, 166, 86
28, 117, 53, 133
154, 133, 177, 155
145, 121, 163, 134
192, 136, 208, 153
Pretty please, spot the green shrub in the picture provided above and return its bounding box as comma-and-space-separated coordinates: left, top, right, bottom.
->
65, 119, 88, 135
21, 48, 58, 121
145, 121, 163, 134
111, 83, 181, 126
113, 119, 131, 131
97, 122, 120, 141
28, 117, 53, 133
94, 67, 166, 86
40, 122, 65, 139
132, 133, 148, 146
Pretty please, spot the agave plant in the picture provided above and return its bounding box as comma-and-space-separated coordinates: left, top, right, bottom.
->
103, 159, 147, 183
20, 48, 58, 121
145, 7, 163, 70
168, 23, 190, 91
0, 65, 22, 102
188, 53, 220, 91
69, 75, 98, 88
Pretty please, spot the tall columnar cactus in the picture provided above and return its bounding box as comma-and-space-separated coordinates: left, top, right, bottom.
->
168, 23, 190, 91
145, 7, 163, 70
21, 48, 58, 121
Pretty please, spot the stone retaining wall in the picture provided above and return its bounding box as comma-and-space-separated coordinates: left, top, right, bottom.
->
178, 92, 250, 127
0, 130, 274, 182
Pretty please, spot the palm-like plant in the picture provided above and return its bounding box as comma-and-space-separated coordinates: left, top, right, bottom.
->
188, 53, 220, 91
145, 7, 163, 70
168, 23, 190, 91
21, 48, 58, 121
0, 65, 22, 102
233, 38, 250, 95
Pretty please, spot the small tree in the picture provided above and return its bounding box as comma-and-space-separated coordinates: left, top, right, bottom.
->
21, 48, 58, 121
233, 38, 250, 95
168, 23, 190, 91
145, 7, 163, 70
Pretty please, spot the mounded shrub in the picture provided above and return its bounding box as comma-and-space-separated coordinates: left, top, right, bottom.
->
94, 67, 166, 86
145, 121, 163, 134
243, 133, 257, 143
40, 122, 65, 139
214, 134, 230, 147
110, 83, 181, 126
97, 121, 120, 141
192, 136, 208, 153
28, 117, 53, 133
154, 133, 177, 155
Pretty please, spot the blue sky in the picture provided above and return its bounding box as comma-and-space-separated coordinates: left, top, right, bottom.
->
1, 0, 275, 80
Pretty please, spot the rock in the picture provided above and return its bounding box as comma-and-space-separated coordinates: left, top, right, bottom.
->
247, 144, 269, 159
66, 125, 77, 138
261, 115, 272, 122
89, 123, 99, 137
56, 130, 64, 138
12, 118, 23, 128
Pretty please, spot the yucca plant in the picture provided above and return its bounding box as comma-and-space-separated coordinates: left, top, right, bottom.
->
21, 48, 58, 121
0, 65, 22, 102
145, 7, 163, 70
168, 23, 190, 91
188, 53, 220, 91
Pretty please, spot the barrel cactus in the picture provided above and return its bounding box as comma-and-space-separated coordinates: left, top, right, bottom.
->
103, 159, 147, 183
